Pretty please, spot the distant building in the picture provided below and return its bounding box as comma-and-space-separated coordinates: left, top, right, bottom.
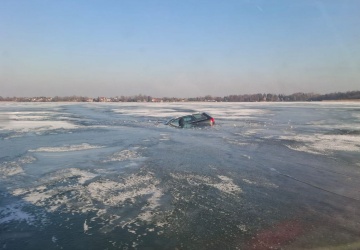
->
97, 97, 111, 102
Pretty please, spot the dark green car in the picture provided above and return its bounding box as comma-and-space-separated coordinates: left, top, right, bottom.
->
165, 112, 215, 128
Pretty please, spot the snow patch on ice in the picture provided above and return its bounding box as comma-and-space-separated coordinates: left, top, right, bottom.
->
159, 133, 170, 141
52, 236, 57, 243
10, 166, 164, 233
84, 219, 90, 233
0, 165, 23, 177
112, 107, 188, 118
102, 149, 140, 162
237, 224, 248, 232
242, 154, 251, 159
12, 168, 98, 213
46, 168, 98, 184
352, 113, 360, 120
0, 156, 36, 177
211, 175, 243, 194
170, 173, 212, 185
170, 173, 242, 194
111, 103, 269, 121
307, 120, 360, 131
87, 172, 161, 207
137, 189, 163, 222
1, 120, 78, 132
242, 179, 256, 184
208, 108, 268, 120
29, 143, 104, 152
224, 137, 249, 146
0, 110, 81, 138
281, 134, 360, 154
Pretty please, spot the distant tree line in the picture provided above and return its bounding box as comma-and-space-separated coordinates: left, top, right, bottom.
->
307, 91, 360, 101
0, 95, 152, 103
192, 92, 319, 102
0, 91, 359, 102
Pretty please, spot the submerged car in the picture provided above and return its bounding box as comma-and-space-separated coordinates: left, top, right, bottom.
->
165, 112, 215, 128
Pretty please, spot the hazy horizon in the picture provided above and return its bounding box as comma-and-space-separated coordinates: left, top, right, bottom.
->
1, 0, 359, 98
1, 90, 360, 100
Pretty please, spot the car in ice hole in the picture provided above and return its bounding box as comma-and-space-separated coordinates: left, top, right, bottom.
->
165, 112, 215, 128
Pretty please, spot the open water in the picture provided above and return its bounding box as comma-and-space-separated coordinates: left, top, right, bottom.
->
1, 102, 360, 249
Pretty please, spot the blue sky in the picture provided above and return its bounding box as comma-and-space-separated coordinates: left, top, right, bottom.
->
1, 0, 359, 97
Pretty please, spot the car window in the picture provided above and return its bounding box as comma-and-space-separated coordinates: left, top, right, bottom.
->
192, 113, 207, 120
170, 118, 180, 127
183, 116, 193, 122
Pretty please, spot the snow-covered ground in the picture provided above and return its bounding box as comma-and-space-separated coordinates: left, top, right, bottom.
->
1, 102, 360, 249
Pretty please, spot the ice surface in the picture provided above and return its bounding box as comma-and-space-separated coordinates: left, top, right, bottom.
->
1, 102, 360, 249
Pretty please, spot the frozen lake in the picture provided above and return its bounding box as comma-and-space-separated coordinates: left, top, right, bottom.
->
1, 102, 360, 249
